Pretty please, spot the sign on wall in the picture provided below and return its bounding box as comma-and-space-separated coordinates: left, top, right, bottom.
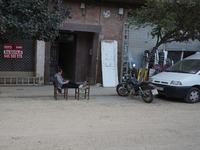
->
3, 44, 23, 59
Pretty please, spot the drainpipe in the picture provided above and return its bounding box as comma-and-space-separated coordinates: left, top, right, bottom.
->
95, 0, 103, 85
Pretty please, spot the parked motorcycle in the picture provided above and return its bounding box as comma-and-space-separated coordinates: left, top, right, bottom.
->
116, 65, 158, 103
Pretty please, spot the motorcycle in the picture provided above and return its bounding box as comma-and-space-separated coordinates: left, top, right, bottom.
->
116, 65, 158, 103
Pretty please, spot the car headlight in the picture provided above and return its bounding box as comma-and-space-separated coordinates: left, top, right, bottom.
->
170, 81, 182, 85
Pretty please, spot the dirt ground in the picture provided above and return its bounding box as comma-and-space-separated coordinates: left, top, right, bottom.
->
0, 86, 200, 150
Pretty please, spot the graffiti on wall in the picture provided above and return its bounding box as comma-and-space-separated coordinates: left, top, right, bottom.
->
103, 10, 110, 18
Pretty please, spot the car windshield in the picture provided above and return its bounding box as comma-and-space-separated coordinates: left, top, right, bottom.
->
165, 59, 200, 74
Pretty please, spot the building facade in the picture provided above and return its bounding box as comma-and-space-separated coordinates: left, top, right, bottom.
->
0, 0, 145, 85
2, 0, 198, 85
44, 0, 145, 85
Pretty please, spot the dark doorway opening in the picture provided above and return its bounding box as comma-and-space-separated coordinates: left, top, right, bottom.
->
58, 33, 76, 81
49, 31, 95, 83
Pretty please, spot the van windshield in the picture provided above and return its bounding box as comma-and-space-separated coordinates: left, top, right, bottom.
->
165, 59, 200, 74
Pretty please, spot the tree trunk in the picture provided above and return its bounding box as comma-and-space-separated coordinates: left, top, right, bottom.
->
138, 43, 162, 82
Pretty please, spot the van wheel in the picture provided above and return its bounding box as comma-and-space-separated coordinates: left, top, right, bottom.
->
185, 87, 200, 103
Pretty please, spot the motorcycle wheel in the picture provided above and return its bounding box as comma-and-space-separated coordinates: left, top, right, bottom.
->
116, 85, 129, 96
141, 89, 153, 103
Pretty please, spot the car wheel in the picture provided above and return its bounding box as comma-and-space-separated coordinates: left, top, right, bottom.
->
185, 87, 200, 103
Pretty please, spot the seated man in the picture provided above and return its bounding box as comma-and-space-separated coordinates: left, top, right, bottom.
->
54, 68, 85, 93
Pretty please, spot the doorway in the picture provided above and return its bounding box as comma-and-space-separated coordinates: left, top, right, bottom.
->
58, 33, 76, 80
49, 32, 76, 82
49, 31, 97, 83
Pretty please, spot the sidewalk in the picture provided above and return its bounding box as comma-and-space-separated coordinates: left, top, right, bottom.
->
0, 85, 116, 99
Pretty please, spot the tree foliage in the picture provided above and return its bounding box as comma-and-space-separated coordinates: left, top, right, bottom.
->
128, 0, 200, 81
0, 0, 71, 43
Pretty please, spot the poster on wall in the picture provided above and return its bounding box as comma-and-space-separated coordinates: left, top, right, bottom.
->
3, 44, 23, 59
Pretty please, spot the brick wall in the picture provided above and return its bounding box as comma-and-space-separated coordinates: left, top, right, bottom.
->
62, 1, 130, 83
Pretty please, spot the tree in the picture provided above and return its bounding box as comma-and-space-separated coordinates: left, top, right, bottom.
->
129, 0, 200, 82
0, 0, 71, 44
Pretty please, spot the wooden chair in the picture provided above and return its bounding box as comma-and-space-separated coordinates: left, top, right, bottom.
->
64, 87, 77, 100
54, 77, 67, 100
54, 77, 77, 100
75, 76, 91, 100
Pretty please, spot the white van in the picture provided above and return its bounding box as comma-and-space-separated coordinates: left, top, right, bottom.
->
150, 52, 200, 103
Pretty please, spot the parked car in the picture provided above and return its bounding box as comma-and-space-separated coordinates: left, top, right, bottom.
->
150, 52, 200, 103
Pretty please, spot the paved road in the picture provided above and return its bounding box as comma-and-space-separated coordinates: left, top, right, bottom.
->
0, 86, 200, 150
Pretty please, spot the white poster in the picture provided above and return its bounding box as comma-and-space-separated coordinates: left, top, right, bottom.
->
101, 40, 118, 87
